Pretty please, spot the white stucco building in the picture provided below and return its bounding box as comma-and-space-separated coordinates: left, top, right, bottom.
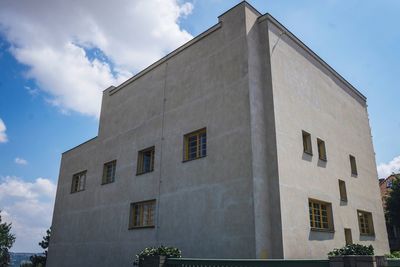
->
47, 2, 389, 266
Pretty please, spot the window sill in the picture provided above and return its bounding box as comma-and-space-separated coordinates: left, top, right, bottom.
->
182, 155, 207, 163
340, 198, 348, 203
319, 157, 327, 162
136, 170, 154, 176
360, 233, 375, 237
129, 225, 155, 230
310, 228, 335, 233
101, 181, 115, 185
70, 189, 85, 194
303, 151, 313, 156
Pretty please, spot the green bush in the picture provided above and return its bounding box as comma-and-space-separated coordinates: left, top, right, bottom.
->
328, 244, 374, 256
386, 251, 400, 258
136, 245, 181, 260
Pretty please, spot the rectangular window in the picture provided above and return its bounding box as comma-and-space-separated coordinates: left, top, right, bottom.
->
102, 160, 116, 184
302, 131, 312, 155
137, 146, 155, 175
339, 180, 348, 202
350, 155, 358, 176
71, 171, 86, 193
317, 138, 327, 161
344, 228, 353, 245
129, 200, 156, 229
184, 128, 206, 161
309, 199, 334, 231
357, 210, 374, 235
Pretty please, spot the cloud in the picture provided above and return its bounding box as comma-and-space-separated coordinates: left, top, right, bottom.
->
0, 176, 56, 252
377, 155, 400, 178
0, 118, 7, 143
0, 0, 193, 117
15, 157, 28, 165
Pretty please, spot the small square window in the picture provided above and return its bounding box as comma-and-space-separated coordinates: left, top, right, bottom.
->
302, 131, 312, 155
71, 171, 86, 193
184, 128, 206, 161
308, 199, 334, 231
349, 155, 358, 176
339, 180, 348, 202
137, 146, 155, 175
129, 200, 156, 229
357, 210, 374, 236
317, 138, 327, 161
102, 160, 116, 184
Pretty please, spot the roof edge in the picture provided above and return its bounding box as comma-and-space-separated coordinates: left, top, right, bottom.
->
217, 1, 261, 19
62, 136, 97, 155
109, 22, 222, 96
259, 13, 367, 103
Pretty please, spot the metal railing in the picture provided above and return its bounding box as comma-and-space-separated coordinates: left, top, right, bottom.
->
166, 258, 330, 267
388, 259, 400, 267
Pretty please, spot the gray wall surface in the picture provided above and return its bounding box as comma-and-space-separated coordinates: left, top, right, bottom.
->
267, 18, 389, 258
47, 2, 389, 267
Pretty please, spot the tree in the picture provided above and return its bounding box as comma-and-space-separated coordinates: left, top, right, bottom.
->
386, 178, 400, 228
0, 210, 16, 266
30, 228, 51, 267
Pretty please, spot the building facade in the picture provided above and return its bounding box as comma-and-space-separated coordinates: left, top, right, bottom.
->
47, 2, 389, 266
379, 174, 400, 251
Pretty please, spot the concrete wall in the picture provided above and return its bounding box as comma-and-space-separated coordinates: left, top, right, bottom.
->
48, 3, 262, 267
267, 18, 390, 258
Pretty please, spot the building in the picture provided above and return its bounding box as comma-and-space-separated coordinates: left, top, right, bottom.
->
379, 174, 400, 251
47, 2, 389, 266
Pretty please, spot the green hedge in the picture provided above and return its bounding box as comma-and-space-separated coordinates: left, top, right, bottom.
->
328, 244, 374, 256
387, 251, 400, 259
136, 246, 181, 260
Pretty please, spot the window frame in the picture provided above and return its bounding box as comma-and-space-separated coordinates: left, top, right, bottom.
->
344, 228, 353, 245
71, 170, 87, 193
357, 210, 375, 236
338, 179, 348, 202
302, 131, 313, 155
129, 199, 156, 229
183, 128, 207, 162
308, 198, 334, 232
136, 146, 155, 175
317, 138, 327, 161
349, 155, 358, 176
102, 160, 116, 185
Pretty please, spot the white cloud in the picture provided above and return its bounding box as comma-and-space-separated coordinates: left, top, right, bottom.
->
0, 0, 193, 117
0, 176, 56, 252
377, 155, 400, 178
0, 118, 7, 143
15, 157, 28, 165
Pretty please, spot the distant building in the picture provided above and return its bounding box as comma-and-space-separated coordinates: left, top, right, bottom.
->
47, 2, 389, 267
379, 174, 400, 251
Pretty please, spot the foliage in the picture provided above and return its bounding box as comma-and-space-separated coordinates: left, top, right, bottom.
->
30, 228, 51, 267
136, 245, 182, 260
20, 260, 34, 267
386, 251, 400, 258
0, 210, 16, 266
328, 244, 374, 256
386, 178, 400, 228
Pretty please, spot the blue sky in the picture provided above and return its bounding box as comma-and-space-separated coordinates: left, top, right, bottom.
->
0, 0, 399, 253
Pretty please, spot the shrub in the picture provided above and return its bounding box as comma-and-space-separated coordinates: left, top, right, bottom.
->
328, 244, 374, 256
386, 251, 400, 258
136, 245, 181, 260
20, 261, 33, 267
